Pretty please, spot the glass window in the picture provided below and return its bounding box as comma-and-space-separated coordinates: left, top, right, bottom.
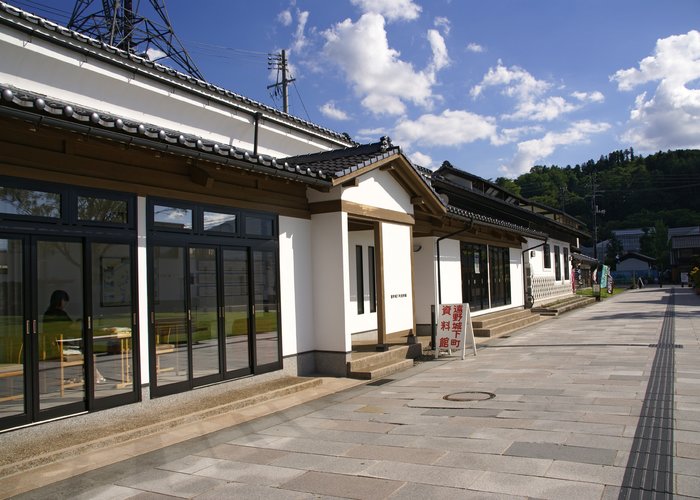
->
78, 195, 128, 224
543, 244, 551, 269
203, 211, 237, 233
245, 216, 274, 237
0, 186, 61, 218
356, 246, 364, 315
153, 205, 193, 230
554, 245, 561, 280
563, 248, 570, 280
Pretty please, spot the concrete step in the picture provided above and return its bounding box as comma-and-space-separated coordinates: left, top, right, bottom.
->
347, 358, 415, 380
472, 308, 533, 329
473, 313, 544, 338
347, 343, 422, 379
532, 296, 596, 316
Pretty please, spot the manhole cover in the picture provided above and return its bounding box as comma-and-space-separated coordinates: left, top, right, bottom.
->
443, 391, 496, 402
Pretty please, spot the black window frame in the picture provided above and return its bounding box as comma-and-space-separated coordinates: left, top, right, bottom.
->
543, 243, 551, 269
554, 245, 561, 280
563, 248, 570, 280
355, 245, 364, 315
0, 176, 136, 232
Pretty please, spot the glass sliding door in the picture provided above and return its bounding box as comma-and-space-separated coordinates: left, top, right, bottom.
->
152, 245, 189, 389
252, 249, 280, 369
0, 238, 26, 420
189, 247, 220, 381
37, 239, 86, 413
91, 243, 134, 399
489, 246, 511, 307
223, 248, 250, 375
460, 243, 488, 311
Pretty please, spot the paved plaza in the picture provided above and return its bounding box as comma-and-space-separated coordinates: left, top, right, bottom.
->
5, 286, 700, 499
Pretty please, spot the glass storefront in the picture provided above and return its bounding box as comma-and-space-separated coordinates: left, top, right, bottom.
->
148, 199, 281, 397
0, 178, 137, 430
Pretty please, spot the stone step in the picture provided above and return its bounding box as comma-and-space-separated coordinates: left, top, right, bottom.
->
471, 308, 533, 328
473, 313, 544, 338
532, 296, 595, 316
347, 344, 422, 373
347, 358, 415, 380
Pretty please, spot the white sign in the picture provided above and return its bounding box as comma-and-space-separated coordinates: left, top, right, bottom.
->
436, 303, 477, 359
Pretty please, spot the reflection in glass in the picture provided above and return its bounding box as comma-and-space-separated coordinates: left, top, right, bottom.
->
0, 187, 60, 218
223, 249, 250, 373
153, 205, 192, 230
78, 196, 128, 224
189, 247, 219, 379
153, 246, 189, 386
245, 216, 273, 237
253, 250, 279, 367
92, 243, 133, 398
38, 241, 85, 410
203, 211, 237, 233
0, 239, 25, 418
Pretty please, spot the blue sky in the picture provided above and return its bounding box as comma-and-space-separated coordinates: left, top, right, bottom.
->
14, 0, 700, 179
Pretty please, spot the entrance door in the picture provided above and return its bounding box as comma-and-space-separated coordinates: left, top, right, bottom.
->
0, 237, 28, 426
0, 236, 137, 430
36, 239, 86, 417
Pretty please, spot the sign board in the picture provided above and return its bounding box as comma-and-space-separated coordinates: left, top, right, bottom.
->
436, 303, 477, 359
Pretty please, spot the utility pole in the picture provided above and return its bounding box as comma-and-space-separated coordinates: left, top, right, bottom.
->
590, 173, 605, 260
267, 50, 295, 114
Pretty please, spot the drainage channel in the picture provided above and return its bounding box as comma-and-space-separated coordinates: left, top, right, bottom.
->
619, 290, 675, 499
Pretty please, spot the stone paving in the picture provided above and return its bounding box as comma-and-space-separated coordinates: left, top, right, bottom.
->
6, 286, 700, 499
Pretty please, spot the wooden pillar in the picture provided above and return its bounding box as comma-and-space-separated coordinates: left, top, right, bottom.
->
373, 221, 387, 351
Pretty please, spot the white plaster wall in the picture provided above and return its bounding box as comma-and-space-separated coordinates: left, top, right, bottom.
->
381, 223, 414, 333
279, 216, 314, 356
347, 230, 378, 334
342, 171, 414, 215
136, 197, 150, 385
509, 247, 525, 307
310, 212, 351, 352
0, 23, 349, 157
439, 239, 463, 305
413, 236, 437, 325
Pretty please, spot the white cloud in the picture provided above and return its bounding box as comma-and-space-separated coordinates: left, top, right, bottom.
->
408, 150, 434, 168
393, 109, 497, 148
471, 61, 550, 101
319, 101, 350, 120
571, 91, 605, 103
471, 61, 599, 122
146, 47, 167, 62
434, 17, 450, 36
350, 0, 422, 21
503, 96, 579, 122
466, 42, 484, 53
322, 13, 443, 115
491, 125, 544, 146
611, 30, 700, 150
502, 120, 611, 177
427, 29, 450, 72
277, 10, 292, 26
355, 127, 388, 142
291, 10, 309, 52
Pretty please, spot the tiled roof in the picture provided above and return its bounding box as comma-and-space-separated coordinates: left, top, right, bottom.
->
282, 137, 399, 179
447, 205, 547, 238
0, 85, 332, 186
0, 1, 354, 147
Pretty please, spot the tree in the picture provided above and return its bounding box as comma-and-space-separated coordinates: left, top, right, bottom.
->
605, 236, 624, 270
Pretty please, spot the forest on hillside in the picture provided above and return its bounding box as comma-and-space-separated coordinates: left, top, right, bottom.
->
495, 149, 700, 247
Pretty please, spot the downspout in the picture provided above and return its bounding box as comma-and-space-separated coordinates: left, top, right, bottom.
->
521, 238, 548, 308
253, 111, 262, 157
433, 217, 473, 352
